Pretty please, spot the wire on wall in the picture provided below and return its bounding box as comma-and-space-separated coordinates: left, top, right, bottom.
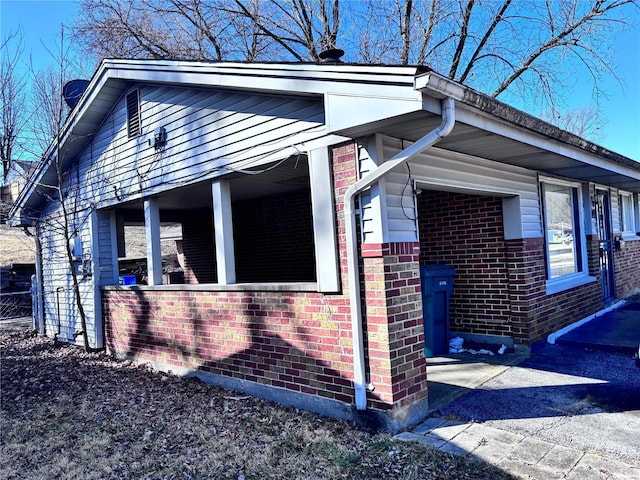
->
401, 162, 420, 221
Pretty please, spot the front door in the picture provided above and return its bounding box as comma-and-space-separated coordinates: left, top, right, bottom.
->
595, 189, 615, 302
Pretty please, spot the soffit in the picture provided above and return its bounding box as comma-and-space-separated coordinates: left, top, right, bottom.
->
339, 109, 640, 193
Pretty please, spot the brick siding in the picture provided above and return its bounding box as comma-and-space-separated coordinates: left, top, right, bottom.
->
361, 242, 426, 411
614, 239, 640, 298
417, 190, 606, 345
507, 236, 602, 344
417, 191, 511, 337
181, 210, 217, 284
234, 189, 316, 283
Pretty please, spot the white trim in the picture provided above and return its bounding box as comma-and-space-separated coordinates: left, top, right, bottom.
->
110, 211, 120, 281
619, 191, 636, 236
102, 282, 318, 292
309, 147, 340, 292
89, 211, 104, 349
540, 176, 589, 290
212, 180, 236, 285
547, 300, 627, 344
439, 101, 640, 182
144, 198, 163, 285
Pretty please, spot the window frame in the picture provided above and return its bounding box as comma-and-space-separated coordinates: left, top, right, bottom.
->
540, 177, 595, 294
619, 191, 637, 238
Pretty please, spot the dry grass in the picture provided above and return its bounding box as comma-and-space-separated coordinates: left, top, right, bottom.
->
0, 224, 36, 266
1, 328, 515, 480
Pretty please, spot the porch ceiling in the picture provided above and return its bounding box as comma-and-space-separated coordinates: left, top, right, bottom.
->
114, 155, 310, 218
346, 110, 640, 193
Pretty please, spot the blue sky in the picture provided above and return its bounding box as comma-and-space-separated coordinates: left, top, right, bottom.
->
2, 0, 639, 161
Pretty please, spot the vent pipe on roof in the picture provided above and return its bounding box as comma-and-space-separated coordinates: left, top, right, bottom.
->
319, 48, 345, 63
345, 94, 456, 411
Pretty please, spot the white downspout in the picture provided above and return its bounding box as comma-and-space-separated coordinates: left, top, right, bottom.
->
345, 95, 456, 410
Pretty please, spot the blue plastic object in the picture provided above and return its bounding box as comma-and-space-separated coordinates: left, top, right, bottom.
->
420, 265, 456, 357
119, 275, 136, 285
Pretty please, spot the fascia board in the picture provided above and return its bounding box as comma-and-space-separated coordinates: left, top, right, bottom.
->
453, 104, 640, 181
104, 58, 419, 79
106, 62, 417, 97
8, 62, 116, 220
325, 90, 423, 133
9, 60, 418, 221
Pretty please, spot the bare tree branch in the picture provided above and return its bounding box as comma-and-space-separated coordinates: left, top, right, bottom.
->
491, 0, 634, 98
458, 0, 512, 83
449, 0, 475, 78
1, 30, 28, 181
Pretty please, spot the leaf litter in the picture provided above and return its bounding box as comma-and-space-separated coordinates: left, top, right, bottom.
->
1, 328, 515, 479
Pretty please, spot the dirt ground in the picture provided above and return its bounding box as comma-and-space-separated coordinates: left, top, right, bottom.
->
0, 327, 514, 480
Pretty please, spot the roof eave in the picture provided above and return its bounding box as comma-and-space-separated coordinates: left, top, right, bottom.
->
415, 71, 639, 168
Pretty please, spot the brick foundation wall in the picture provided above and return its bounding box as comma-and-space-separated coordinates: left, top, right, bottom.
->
103, 289, 356, 402
614, 239, 640, 298
102, 142, 428, 421
505, 238, 546, 343
505, 236, 602, 344
417, 191, 511, 338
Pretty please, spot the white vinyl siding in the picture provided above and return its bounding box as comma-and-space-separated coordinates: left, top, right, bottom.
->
358, 137, 389, 243
79, 86, 325, 209
95, 210, 118, 286
374, 135, 541, 243
38, 201, 99, 347
37, 85, 330, 343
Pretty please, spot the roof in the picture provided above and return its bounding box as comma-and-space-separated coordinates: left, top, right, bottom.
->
9, 59, 640, 225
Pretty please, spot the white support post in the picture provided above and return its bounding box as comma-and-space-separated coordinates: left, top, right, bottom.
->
309, 147, 340, 292
89, 211, 104, 349
144, 198, 163, 286
212, 180, 236, 284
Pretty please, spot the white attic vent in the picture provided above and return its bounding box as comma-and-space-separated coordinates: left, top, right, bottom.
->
126, 90, 141, 138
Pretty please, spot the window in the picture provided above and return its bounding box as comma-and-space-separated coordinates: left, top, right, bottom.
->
619, 192, 635, 235
126, 90, 141, 138
540, 179, 588, 289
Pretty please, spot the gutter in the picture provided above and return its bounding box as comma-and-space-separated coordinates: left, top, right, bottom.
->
345, 72, 457, 410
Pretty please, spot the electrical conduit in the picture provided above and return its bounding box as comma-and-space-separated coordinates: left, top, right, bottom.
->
344, 91, 456, 410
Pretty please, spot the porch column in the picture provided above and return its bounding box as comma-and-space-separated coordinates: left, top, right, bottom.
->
89, 211, 104, 349
144, 197, 163, 286
360, 241, 427, 413
212, 180, 236, 284
309, 147, 340, 292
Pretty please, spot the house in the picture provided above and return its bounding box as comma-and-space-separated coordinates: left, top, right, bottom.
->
9, 59, 640, 431
1, 160, 39, 223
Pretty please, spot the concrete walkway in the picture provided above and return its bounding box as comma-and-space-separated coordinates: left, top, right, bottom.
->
395, 298, 640, 479
555, 300, 640, 355
425, 350, 528, 414
395, 418, 638, 479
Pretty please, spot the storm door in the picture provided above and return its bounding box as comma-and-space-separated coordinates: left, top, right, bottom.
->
595, 189, 615, 302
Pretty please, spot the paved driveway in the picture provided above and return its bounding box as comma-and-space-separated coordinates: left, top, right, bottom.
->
436, 343, 640, 466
